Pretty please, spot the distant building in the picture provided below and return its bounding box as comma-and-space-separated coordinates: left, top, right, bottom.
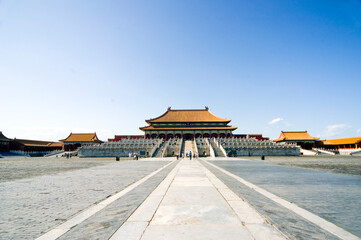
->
60, 133, 102, 151
10, 139, 63, 152
1, 131, 63, 154
108, 135, 144, 142
0, 131, 11, 152
274, 131, 320, 149
233, 134, 269, 141
322, 136, 361, 150
140, 107, 237, 140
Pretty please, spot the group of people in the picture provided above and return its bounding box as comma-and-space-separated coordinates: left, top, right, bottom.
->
176, 151, 198, 160
129, 152, 139, 160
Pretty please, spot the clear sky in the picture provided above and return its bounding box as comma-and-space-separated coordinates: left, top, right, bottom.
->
1, 0, 360, 141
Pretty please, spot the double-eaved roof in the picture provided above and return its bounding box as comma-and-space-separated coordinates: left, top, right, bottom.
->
145, 107, 231, 123
60, 133, 102, 143
274, 131, 319, 142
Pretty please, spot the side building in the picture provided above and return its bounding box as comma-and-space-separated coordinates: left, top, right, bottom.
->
274, 131, 320, 150
60, 133, 102, 151
10, 139, 63, 155
322, 136, 361, 155
1, 131, 63, 156
108, 135, 144, 142
0, 131, 11, 152
140, 107, 237, 139
322, 136, 361, 149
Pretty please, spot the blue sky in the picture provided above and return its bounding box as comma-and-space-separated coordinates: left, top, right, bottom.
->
1, 0, 360, 141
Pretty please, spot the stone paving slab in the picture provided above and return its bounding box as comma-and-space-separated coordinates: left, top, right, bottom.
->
110, 222, 149, 240
205, 159, 361, 239
110, 158, 182, 240
200, 160, 343, 240
141, 224, 253, 240
113, 160, 285, 240
0, 157, 115, 183
0, 160, 170, 240
57, 162, 177, 240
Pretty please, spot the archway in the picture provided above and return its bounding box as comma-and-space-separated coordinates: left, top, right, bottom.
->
211, 133, 218, 138
219, 133, 226, 138
203, 133, 210, 138
184, 134, 194, 140
159, 134, 166, 139
151, 134, 158, 139
195, 133, 202, 138
175, 134, 182, 138
167, 134, 174, 139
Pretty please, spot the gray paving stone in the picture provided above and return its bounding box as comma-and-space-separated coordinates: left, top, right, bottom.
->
0, 160, 170, 240
201, 160, 342, 240
210, 159, 361, 238
0, 157, 115, 183
58, 162, 177, 240
141, 224, 253, 240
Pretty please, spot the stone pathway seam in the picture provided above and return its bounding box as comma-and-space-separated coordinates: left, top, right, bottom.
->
138, 161, 182, 240
35, 160, 176, 240
203, 160, 361, 240
109, 160, 182, 240
139, 159, 256, 239
200, 160, 287, 240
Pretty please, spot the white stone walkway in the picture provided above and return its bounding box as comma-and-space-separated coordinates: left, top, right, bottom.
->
111, 160, 286, 240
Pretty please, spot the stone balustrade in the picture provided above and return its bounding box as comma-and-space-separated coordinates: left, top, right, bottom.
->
78, 139, 162, 158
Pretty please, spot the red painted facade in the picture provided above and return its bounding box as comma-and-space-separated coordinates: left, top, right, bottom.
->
108, 135, 144, 142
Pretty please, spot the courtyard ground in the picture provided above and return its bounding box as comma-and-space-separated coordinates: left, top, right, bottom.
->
0, 156, 360, 240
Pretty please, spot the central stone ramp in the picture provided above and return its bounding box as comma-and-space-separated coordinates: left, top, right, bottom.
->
183, 140, 194, 157
112, 160, 285, 240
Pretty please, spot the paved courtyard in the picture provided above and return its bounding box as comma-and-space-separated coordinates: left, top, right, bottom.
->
0, 157, 360, 240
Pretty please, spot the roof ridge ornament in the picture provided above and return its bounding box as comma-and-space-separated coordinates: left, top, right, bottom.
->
205, 106, 209, 110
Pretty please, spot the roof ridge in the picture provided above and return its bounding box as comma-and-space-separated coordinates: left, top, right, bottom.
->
170, 108, 208, 111
145, 107, 231, 123
282, 131, 307, 133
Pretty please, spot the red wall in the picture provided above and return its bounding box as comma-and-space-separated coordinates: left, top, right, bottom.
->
108, 135, 145, 142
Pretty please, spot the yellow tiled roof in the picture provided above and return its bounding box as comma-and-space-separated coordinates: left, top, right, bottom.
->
274, 131, 319, 142
48, 142, 64, 147
140, 126, 237, 131
322, 136, 361, 145
13, 139, 58, 147
60, 133, 102, 143
146, 108, 231, 123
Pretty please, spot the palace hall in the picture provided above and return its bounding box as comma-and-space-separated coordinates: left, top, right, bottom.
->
140, 107, 237, 140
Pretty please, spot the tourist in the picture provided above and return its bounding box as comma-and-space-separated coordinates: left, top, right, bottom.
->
189, 151, 192, 160
129, 152, 132, 159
